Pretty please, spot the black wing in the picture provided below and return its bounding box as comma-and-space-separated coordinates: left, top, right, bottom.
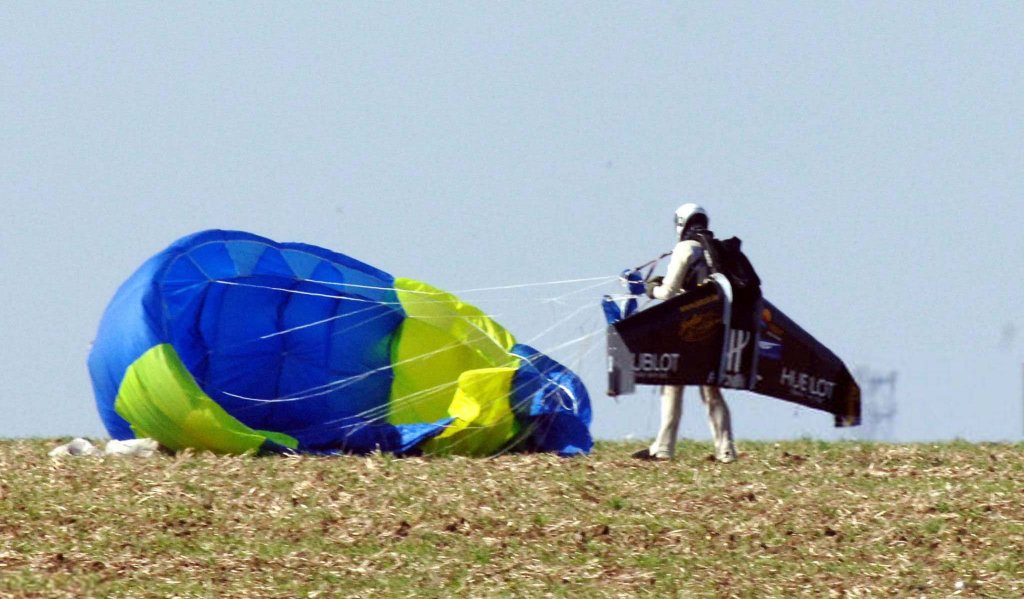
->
607, 275, 860, 427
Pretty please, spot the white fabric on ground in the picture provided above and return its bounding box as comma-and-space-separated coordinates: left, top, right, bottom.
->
48, 437, 103, 457
49, 438, 160, 458
104, 438, 160, 457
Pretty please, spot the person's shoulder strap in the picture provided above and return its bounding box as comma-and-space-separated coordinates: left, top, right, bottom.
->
688, 229, 721, 273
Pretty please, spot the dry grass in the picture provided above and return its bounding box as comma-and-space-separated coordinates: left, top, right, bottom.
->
1, 439, 1022, 597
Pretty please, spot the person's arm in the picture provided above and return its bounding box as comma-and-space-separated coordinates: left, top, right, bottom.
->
651, 240, 701, 300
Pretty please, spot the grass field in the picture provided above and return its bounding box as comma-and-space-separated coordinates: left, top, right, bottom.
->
1, 439, 1021, 597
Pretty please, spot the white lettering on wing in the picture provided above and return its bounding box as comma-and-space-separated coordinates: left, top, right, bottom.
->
779, 367, 837, 402
633, 353, 681, 373
725, 329, 751, 373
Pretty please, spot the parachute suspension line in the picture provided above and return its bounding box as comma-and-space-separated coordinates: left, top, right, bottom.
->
278, 305, 606, 432
216, 301, 603, 408
544, 277, 628, 305
513, 351, 584, 413
520, 324, 605, 414
603, 293, 641, 301
327, 378, 466, 433
192, 298, 394, 363
210, 275, 613, 414
333, 351, 580, 456
213, 279, 495, 310
201, 300, 525, 393
259, 302, 384, 341
216, 295, 591, 405
430, 363, 584, 457
212, 279, 384, 303
203, 276, 614, 392
220, 336, 478, 403
487, 370, 587, 459
227, 298, 544, 405
212, 278, 612, 309
300, 275, 617, 296
201, 279, 514, 359
450, 275, 616, 295
517, 302, 597, 351
568, 331, 604, 381
325, 375, 578, 457
530, 328, 604, 355
189, 301, 387, 363
314, 377, 465, 427
208, 276, 617, 342
97, 234, 597, 456
299, 330, 603, 445
570, 309, 606, 374
284, 363, 473, 430
315, 348, 558, 435
444, 328, 603, 441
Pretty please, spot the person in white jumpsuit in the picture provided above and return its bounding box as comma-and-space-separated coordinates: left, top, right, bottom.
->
632, 203, 738, 463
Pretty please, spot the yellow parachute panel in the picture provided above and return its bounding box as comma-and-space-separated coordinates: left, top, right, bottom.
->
115, 344, 298, 454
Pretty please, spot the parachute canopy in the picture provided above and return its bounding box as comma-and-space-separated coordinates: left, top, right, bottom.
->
88, 230, 592, 456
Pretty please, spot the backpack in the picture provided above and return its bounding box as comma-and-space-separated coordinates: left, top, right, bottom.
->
690, 230, 762, 298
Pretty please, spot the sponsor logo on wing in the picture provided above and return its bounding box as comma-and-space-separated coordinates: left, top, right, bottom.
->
633, 352, 680, 373
779, 367, 836, 403
760, 308, 785, 338
679, 312, 719, 342
725, 330, 750, 371
721, 329, 751, 388
758, 339, 782, 360
681, 294, 719, 312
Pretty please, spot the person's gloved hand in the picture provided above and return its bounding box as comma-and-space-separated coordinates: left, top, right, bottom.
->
645, 276, 664, 298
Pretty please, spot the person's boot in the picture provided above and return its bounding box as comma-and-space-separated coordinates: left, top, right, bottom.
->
631, 448, 671, 461
715, 441, 737, 463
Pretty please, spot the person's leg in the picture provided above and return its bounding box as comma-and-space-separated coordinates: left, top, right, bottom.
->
700, 386, 736, 462
649, 385, 683, 459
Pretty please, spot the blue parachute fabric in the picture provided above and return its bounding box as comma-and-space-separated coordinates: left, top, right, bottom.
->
177, 232, 401, 449
622, 269, 645, 296
90, 230, 406, 447
508, 344, 593, 456
601, 296, 621, 324
89, 230, 595, 456
87, 250, 169, 440
261, 417, 453, 455
601, 295, 638, 324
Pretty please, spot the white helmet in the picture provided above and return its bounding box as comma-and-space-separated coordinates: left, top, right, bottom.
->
674, 203, 708, 238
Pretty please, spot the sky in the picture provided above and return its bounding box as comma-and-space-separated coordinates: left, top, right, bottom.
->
2, 3, 1022, 444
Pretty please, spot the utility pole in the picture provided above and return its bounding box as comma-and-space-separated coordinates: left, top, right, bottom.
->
854, 366, 898, 441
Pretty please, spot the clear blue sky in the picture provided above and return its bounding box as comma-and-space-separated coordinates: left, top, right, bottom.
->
2, 3, 1021, 443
